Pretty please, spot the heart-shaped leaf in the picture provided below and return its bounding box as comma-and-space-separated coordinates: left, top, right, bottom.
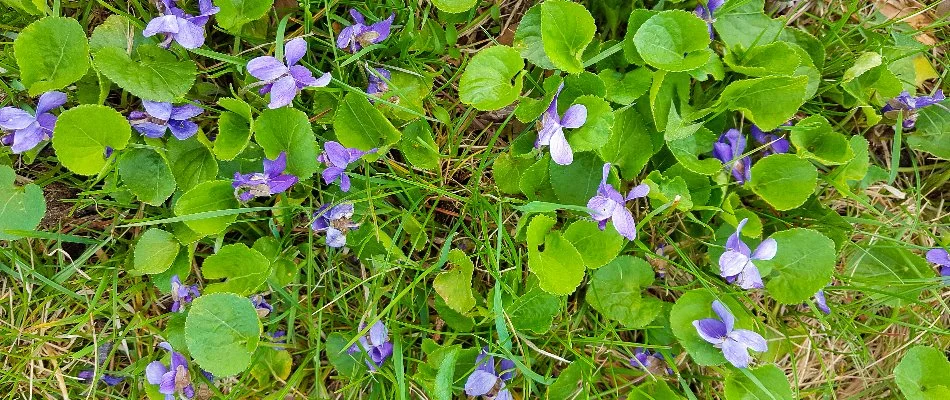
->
433, 249, 476, 313
92, 45, 197, 102
748, 154, 817, 211
185, 293, 262, 376
633, 11, 710, 72
0, 166, 46, 240
201, 243, 271, 295
14, 17, 90, 95
459, 45, 525, 111
540, 0, 596, 74
586, 256, 663, 328
52, 105, 131, 176
255, 107, 320, 179
132, 228, 180, 275
118, 147, 177, 206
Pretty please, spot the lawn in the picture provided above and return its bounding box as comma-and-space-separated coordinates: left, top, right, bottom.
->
0, 0, 947, 399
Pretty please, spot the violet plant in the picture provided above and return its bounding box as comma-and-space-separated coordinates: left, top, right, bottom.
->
693, 300, 767, 368
0, 91, 65, 153
247, 37, 332, 109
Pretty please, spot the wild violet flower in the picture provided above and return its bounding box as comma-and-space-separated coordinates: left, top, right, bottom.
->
143, 0, 219, 49
78, 370, 124, 386
128, 101, 203, 140
146, 342, 194, 400
337, 9, 395, 53
247, 38, 332, 109
926, 248, 950, 279
813, 289, 831, 315
311, 203, 360, 248
232, 152, 298, 202
170, 275, 199, 313
366, 67, 391, 97
317, 141, 377, 192
250, 294, 273, 317
347, 321, 393, 370
713, 128, 752, 185
0, 91, 65, 153
587, 163, 649, 241
882, 90, 945, 129
692, 300, 767, 369
536, 83, 587, 166
630, 348, 672, 375
719, 218, 776, 290
694, 0, 724, 39
750, 123, 791, 156
465, 348, 516, 400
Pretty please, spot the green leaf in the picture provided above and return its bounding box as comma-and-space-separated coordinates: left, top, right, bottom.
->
724, 364, 795, 400
118, 148, 177, 206
907, 100, 950, 160
748, 154, 817, 211
333, 92, 402, 154
89, 14, 148, 53
459, 45, 525, 111
153, 246, 193, 293
214, 111, 253, 161
167, 137, 219, 192
846, 244, 935, 307
201, 244, 271, 295
0, 166, 45, 240
398, 119, 440, 170
549, 152, 604, 206
249, 348, 293, 385
790, 115, 854, 165
546, 361, 591, 399
433, 249, 476, 313
217, 97, 253, 121
599, 68, 652, 105
377, 70, 432, 122
527, 215, 585, 296
758, 229, 836, 304
648, 70, 691, 132
0, 0, 44, 15
92, 45, 197, 102
51, 105, 131, 176
540, 0, 596, 74
724, 42, 801, 77
433, 296, 475, 332
173, 180, 240, 236
567, 95, 613, 152
431, 0, 476, 14
894, 346, 950, 400
133, 228, 180, 275
513, 4, 555, 69
586, 256, 663, 328
215, 0, 274, 32
717, 76, 808, 131
843, 52, 882, 82
598, 107, 657, 180
622, 10, 658, 65
255, 107, 319, 179
668, 127, 722, 176
633, 11, 711, 72
644, 171, 693, 211
14, 17, 90, 95
670, 291, 756, 366
185, 293, 262, 376
506, 286, 560, 334
832, 135, 870, 182
841, 64, 902, 106
432, 346, 458, 400
713, 0, 783, 52
563, 220, 623, 269
326, 332, 361, 376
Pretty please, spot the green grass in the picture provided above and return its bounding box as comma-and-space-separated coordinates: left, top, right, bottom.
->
0, 0, 948, 399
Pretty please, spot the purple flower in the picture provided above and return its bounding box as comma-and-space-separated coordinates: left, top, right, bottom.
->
232, 152, 299, 202
536, 83, 587, 166
587, 163, 649, 241
630, 348, 672, 375
713, 128, 752, 185
250, 294, 273, 317
366, 67, 391, 97
268, 330, 287, 350
128, 101, 203, 140
143, 0, 219, 49
882, 90, 945, 129
247, 38, 332, 109
750, 123, 791, 156
694, 0, 724, 39
692, 300, 767, 369
347, 321, 393, 370
170, 275, 199, 313
0, 91, 65, 153
719, 218, 776, 290
337, 9, 395, 53
926, 248, 950, 279
317, 141, 377, 192
145, 342, 195, 400
813, 289, 831, 315
464, 348, 516, 400
311, 203, 360, 248
78, 370, 124, 386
